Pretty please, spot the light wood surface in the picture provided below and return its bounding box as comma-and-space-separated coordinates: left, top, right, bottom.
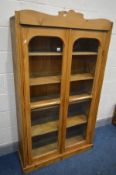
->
30, 76, 61, 86
32, 120, 58, 137
71, 73, 93, 81
66, 135, 84, 147
29, 51, 97, 56
69, 93, 92, 103
72, 52, 97, 55
67, 114, 87, 127
29, 52, 62, 56
32, 142, 57, 157
30, 73, 93, 86
31, 114, 87, 137
31, 98, 60, 109
19, 10, 112, 31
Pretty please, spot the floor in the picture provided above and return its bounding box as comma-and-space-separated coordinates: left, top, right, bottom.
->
0, 124, 116, 175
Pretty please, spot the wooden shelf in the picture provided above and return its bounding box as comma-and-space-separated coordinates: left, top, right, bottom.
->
32, 134, 85, 157
32, 142, 57, 157
72, 51, 97, 55
69, 93, 92, 103
29, 52, 97, 56
30, 73, 93, 86
32, 114, 87, 137
31, 98, 60, 109
30, 75, 61, 86
71, 73, 93, 81
32, 120, 58, 137
29, 52, 62, 56
67, 114, 87, 127
66, 135, 84, 147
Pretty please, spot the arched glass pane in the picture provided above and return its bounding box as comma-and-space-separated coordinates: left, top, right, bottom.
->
28, 36, 63, 157
65, 38, 99, 148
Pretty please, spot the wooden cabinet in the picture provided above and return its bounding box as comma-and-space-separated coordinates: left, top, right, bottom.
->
10, 10, 113, 172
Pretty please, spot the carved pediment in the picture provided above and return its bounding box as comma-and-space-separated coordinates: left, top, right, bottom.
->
17, 10, 112, 31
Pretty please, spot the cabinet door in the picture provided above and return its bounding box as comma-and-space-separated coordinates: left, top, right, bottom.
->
20, 27, 68, 161
64, 30, 106, 151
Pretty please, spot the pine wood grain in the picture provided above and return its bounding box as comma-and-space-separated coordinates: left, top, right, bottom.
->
19, 10, 112, 31
69, 93, 92, 103
30, 73, 93, 86
31, 98, 60, 109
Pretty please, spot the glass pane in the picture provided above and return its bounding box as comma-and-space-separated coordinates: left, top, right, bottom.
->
31, 105, 60, 157
30, 83, 60, 102
29, 55, 62, 77
29, 37, 63, 52
70, 80, 93, 96
71, 55, 97, 75
66, 125, 87, 147
73, 38, 99, 52
32, 132, 58, 157
65, 38, 99, 148
72, 38, 99, 76
29, 37, 63, 78
28, 36, 63, 157
65, 100, 91, 147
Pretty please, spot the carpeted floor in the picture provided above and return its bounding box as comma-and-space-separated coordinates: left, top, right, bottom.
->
0, 124, 116, 175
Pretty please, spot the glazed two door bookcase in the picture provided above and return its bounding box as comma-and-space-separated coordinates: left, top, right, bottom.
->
10, 10, 112, 172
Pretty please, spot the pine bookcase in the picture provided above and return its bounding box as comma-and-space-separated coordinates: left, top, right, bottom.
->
10, 10, 113, 172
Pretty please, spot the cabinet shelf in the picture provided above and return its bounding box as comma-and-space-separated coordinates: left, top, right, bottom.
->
29, 52, 62, 56
32, 114, 87, 137
32, 134, 84, 157
67, 114, 87, 127
32, 120, 58, 137
31, 98, 60, 109
71, 73, 93, 82
30, 94, 92, 110
30, 75, 61, 86
72, 52, 97, 55
30, 73, 93, 86
69, 93, 92, 103
29, 51, 97, 56
32, 142, 57, 157
66, 135, 84, 147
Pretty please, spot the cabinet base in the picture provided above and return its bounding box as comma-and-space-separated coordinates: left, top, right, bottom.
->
20, 143, 93, 173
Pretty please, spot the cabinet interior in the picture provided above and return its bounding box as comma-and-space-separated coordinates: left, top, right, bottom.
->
73, 38, 99, 52
31, 105, 59, 126
32, 132, 58, 157
30, 83, 61, 102
70, 80, 93, 96
29, 36, 63, 52
71, 55, 97, 75
68, 100, 91, 117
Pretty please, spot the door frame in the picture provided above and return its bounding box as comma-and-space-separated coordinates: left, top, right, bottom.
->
62, 29, 107, 152
20, 26, 69, 163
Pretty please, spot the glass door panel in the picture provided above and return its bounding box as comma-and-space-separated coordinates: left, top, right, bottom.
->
65, 38, 99, 148
66, 100, 91, 147
28, 36, 63, 157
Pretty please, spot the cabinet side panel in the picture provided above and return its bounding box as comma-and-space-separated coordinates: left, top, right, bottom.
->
10, 17, 28, 167
86, 29, 113, 143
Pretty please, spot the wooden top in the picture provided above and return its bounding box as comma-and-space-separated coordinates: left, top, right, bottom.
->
15, 10, 113, 31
